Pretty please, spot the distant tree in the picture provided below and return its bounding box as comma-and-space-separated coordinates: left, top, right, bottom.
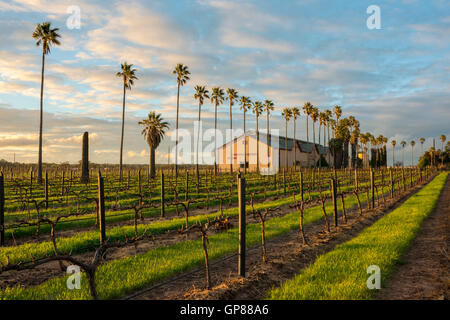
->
282, 108, 293, 169
194, 86, 210, 179
32, 21, 61, 184
391, 140, 396, 167
226, 88, 239, 173
116, 62, 138, 182
211, 87, 225, 176
291, 107, 300, 169
173, 63, 190, 178
139, 112, 169, 178
239, 96, 252, 173
252, 101, 263, 173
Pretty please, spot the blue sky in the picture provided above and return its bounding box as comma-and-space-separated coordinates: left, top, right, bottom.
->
0, 0, 449, 165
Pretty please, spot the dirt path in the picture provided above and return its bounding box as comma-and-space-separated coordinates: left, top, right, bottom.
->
377, 173, 449, 300
125, 177, 433, 300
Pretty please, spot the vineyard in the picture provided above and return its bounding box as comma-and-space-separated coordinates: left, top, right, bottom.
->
0, 165, 441, 300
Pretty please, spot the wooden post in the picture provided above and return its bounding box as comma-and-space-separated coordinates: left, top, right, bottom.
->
331, 178, 338, 227
30, 170, 33, 197
185, 171, 189, 201
81, 132, 89, 183
354, 169, 358, 191
402, 168, 406, 191
299, 171, 304, 202
389, 169, 394, 199
283, 168, 286, 195
45, 171, 49, 209
98, 171, 106, 244
238, 173, 246, 277
370, 169, 375, 209
0, 172, 4, 246
160, 172, 165, 217
138, 169, 142, 194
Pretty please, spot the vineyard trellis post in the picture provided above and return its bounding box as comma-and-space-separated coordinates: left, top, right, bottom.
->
238, 172, 246, 277
161, 171, 165, 217
299, 171, 304, 202
98, 171, 106, 244
81, 132, 89, 183
354, 169, 358, 191
370, 169, 375, 209
0, 171, 4, 246
389, 169, 394, 199
331, 178, 338, 227
45, 171, 49, 209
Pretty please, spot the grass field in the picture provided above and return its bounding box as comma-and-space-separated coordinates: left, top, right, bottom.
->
267, 172, 447, 300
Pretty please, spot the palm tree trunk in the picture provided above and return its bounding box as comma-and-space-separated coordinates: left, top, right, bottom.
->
256, 115, 259, 173
150, 146, 156, 178
285, 120, 288, 169
119, 83, 126, 182
229, 102, 233, 174
214, 102, 217, 176
293, 119, 296, 170
37, 49, 45, 185
175, 82, 180, 179
267, 110, 270, 170
313, 122, 316, 168
196, 102, 201, 182
243, 110, 246, 174
306, 116, 309, 142
392, 146, 395, 167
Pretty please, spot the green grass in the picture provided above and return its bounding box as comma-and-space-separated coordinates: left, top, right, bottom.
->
0, 185, 369, 300
267, 172, 447, 300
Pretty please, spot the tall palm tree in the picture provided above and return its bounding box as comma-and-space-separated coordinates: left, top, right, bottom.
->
239, 96, 252, 174
173, 63, 190, 178
303, 102, 313, 142
194, 86, 209, 181
139, 112, 169, 178
32, 22, 61, 184
291, 107, 300, 169
333, 105, 342, 139
310, 107, 319, 167
282, 108, 293, 169
391, 140, 396, 167
264, 100, 275, 169
211, 87, 225, 176
410, 140, 416, 166
252, 101, 263, 173
400, 141, 407, 167
360, 133, 368, 167
324, 110, 332, 166
116, 62, 138, 182
419, 137, 425, 157
226, 88, 239, 173
440, 134, 446, 165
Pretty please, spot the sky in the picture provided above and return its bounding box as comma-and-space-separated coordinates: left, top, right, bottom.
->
0, 0, 449, 166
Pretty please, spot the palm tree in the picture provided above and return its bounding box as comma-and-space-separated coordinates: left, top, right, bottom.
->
173, 63, 190, 178
239, 96, 252, 174
410, 140, 416, 166
116, 62, 138, 182
420, 137, 425, 157
291, 107, 300, 169
360, 133, 368, 167
252, 101, 263, 173
333, 105, 342, 139
440, 134, 446, 165
264, 100, 275, 169
211, 87, 225, 176
32, 22, 61, 184
400, 141, 407, 167
391, 140, 396, 167
303, 102, 313, 142
226, 88, 239, 173
139, 112, 169, 178
282, 108, 293, 169
310, 107, 319, 167
194, 86, 210, 181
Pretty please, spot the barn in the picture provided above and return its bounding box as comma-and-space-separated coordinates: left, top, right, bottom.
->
217, 131, 333, 172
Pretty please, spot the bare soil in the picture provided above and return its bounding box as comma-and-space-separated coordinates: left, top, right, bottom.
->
377, 174, 449, 300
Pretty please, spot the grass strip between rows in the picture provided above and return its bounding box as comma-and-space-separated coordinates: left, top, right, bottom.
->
267, 172, 447, 300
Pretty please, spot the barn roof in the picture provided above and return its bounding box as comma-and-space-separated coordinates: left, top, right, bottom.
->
219, 130, 329, 154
